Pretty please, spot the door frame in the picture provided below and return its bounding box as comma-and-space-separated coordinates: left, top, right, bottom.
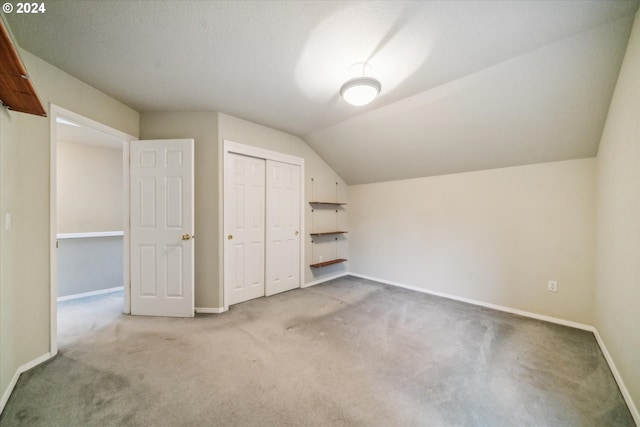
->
49, 104, 136, 356
221, 140, 304, 311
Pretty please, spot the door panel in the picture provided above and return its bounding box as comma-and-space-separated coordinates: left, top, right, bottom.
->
166, 177, 183, 227
130, 139, 194, 317
166, 245, 184, 296
225, 153, 266, 305
139, 245, 157, 296
266, 160, 300, 296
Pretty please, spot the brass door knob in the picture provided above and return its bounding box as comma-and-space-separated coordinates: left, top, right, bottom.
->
227, 234, 233, 240
182, 234, 191, 241
295, 231, 299, 236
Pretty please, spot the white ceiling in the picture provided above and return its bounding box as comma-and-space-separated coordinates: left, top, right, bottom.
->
5, 1, 639, 184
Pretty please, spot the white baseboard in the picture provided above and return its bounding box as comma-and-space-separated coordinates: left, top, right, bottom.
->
303, 272, 349, 288
349, 272, 638, 423
216, 274, 349, 312
0, 352, 53, 414
57, 286, 124, 302
349, 273, 593, 330
592, 329, 640, 425
195, 307, 227, 314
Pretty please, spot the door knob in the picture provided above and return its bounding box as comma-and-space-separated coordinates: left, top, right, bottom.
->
295, 231, 299, 235
182, 234, 191, 241
227, 234, 233, 240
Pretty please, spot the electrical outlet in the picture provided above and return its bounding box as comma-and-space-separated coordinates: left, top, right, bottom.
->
319, 255, 324, 262
547, 280, 558, 292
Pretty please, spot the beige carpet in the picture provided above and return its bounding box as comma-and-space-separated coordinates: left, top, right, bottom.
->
0, 276, 634, 426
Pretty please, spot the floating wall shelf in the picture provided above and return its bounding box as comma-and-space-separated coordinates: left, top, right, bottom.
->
310, 231, 348, 236
310, 258, 348, 269
309, 178, 348, 269
309, 202, 347, 206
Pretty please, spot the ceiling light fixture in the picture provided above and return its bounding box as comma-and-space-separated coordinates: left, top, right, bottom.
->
340, 62, 381, 106
340, 77, 381, 106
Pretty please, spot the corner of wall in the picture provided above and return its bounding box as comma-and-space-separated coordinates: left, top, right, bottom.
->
594, 8, 640, 424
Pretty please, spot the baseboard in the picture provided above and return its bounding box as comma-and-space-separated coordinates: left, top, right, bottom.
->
349, 272, 639, 424
592, 329, 640, 425
303, 272, 349, 288
350, 273, 593, 330
195, 307, 227, 314
0, 352, 53, 414
214, 274, 349, 312
57, 286, 124, 302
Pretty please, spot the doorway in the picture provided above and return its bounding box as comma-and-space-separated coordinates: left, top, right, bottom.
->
49, 105, 134, 356
223, 140, 304, 309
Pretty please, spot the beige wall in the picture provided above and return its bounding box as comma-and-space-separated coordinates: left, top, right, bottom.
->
595, 9, 640, 420
0, 49, 138, 403
57, 141, 123, 233
140, 112, 347, 309
139, 112, 219, 309
349, 159, 596, 325
0, 107, 19, 403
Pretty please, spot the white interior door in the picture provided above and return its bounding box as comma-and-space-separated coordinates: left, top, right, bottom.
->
266, 160, 301, 296
130, 139, 194, 317
224, 153, 266, 305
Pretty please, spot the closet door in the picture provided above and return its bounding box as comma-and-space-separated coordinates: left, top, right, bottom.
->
265, 160, 301, 296
224, 153, 266, 305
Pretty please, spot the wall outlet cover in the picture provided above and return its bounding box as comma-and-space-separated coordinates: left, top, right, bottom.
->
548, 280, 558, 292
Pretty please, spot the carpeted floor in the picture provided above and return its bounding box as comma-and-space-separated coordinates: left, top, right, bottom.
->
0, 276, 634, 426
56, 289, 125, 349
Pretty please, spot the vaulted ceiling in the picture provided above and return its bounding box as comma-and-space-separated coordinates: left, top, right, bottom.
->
5, 1, 639, 184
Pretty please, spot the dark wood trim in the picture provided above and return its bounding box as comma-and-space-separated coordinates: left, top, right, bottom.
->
0, 20, 47, 116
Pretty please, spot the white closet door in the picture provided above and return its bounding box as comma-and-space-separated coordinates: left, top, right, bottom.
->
266, 160, 301, 296
224, 153, 266, 305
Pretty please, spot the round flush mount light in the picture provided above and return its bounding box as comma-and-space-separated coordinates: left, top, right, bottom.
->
340, 76, 381, 106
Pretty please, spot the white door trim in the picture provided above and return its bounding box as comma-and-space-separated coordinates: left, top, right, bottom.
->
49, 104, 136, 356
221, 140, 305, 311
